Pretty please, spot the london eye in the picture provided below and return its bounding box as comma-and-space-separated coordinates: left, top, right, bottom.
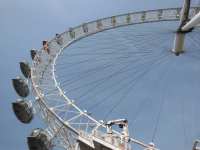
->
10, 0, 200, 150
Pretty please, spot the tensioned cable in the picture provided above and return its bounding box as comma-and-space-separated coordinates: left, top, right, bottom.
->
57, 53, 167, 67
102, 36, 175, 121
57, 33, 173, 76
56, 55, 172, 116
184, 33, 200, 56
152, 55, 175, 143
57, 49, 170, 70
74, 54, 173, 108
185, 34, 200, 57
129, 55, 175, 126
60, 26, 173, 53
57, 43, 173, 97
67, 32, 172, 45
186, 55, 200, 65
60, 31, 172, 51
59, 33, 173, 60
55, 34, 173, 92
183, 31, 199, 51
110, 23, 174, 32
61, 24, 174, 49
58, 32, 172, 62
60, 42, 171, 85
56, 52, 171, 78
43, 31, 173, 97
66, 30, 172, 47
64, 55, 170, 94
62, 29, 172, 49
57, 36, 172, 85
72, 49, 170, 104
56, 34, 168, 67
183, 52, 200, 66
184, 35, 200, 85
178, 57, 187, 150
58, 53, 166, 75
56, 34, 173, 88
183, 55, 200, 88
78, 37, 172, 110
59, 43, 171, 64
45, 24, 173, 94
58, 52, 168, 66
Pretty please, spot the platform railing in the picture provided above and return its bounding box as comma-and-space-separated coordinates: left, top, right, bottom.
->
93, 130, 131, 150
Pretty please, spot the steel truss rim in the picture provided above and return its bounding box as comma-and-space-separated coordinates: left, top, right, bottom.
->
30, 7, 200, 149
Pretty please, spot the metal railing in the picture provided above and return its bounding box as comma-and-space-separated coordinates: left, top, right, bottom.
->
93, 130, 131, 150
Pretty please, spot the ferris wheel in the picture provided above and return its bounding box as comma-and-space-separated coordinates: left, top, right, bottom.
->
11, 0, 200, 150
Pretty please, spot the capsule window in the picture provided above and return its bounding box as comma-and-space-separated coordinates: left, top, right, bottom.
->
37, 141, 44, 147
97, 20, 102, 29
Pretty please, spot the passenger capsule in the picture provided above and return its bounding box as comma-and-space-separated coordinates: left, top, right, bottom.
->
12, 76, 29, 98
97, 19, 102, 29
141, 12, 146, 21
83, 23, 88, 33
126, 14, 131, 23
20, 61, 31, 78
111, 16, 116, 26
43, 40, 50, 54
69, 28, 75, 39
30, 49, 41, 62
56, 33, 63, 45
176, 8, 181, 18
157, 10, 163, 19
27, 128, 53, 150
30, 49, 38, 60
12, 98, 34, 124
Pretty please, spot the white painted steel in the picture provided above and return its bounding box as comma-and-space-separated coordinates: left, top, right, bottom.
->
192, 139, 200, 150
26, 7, 199, 150
194, 24, 200, 28
182, 11, 200, 30
172, 33, 186, 54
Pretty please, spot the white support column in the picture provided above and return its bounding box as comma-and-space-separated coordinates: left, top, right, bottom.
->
172, 0, 190, 56
192, 139, 200, 150
172, 33, 185, 56
182, 12, 200, 31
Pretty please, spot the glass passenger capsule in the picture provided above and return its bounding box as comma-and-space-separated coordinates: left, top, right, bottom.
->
12, 98, 34, 124
12, 76, 29, 98
56, 33, 63, 45
97, 19, 102, 29
157, 10, 163, 19
141, 12, 146, 21
20, 61, 31, 78
176, 8, 181, 18
43, 40, 50, 54
69, 28, 75, 39
83, 23, 88, 33
27, 128, 53, 150
30, 49, 38, 60
126, 14, 131, 23
31, 49, 41, 62
111, 16, 116, 26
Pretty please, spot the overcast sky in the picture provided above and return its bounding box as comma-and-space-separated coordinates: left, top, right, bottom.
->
1, 0, 200, 150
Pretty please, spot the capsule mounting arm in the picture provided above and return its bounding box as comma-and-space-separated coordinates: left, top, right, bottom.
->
105, 118, 130, 143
